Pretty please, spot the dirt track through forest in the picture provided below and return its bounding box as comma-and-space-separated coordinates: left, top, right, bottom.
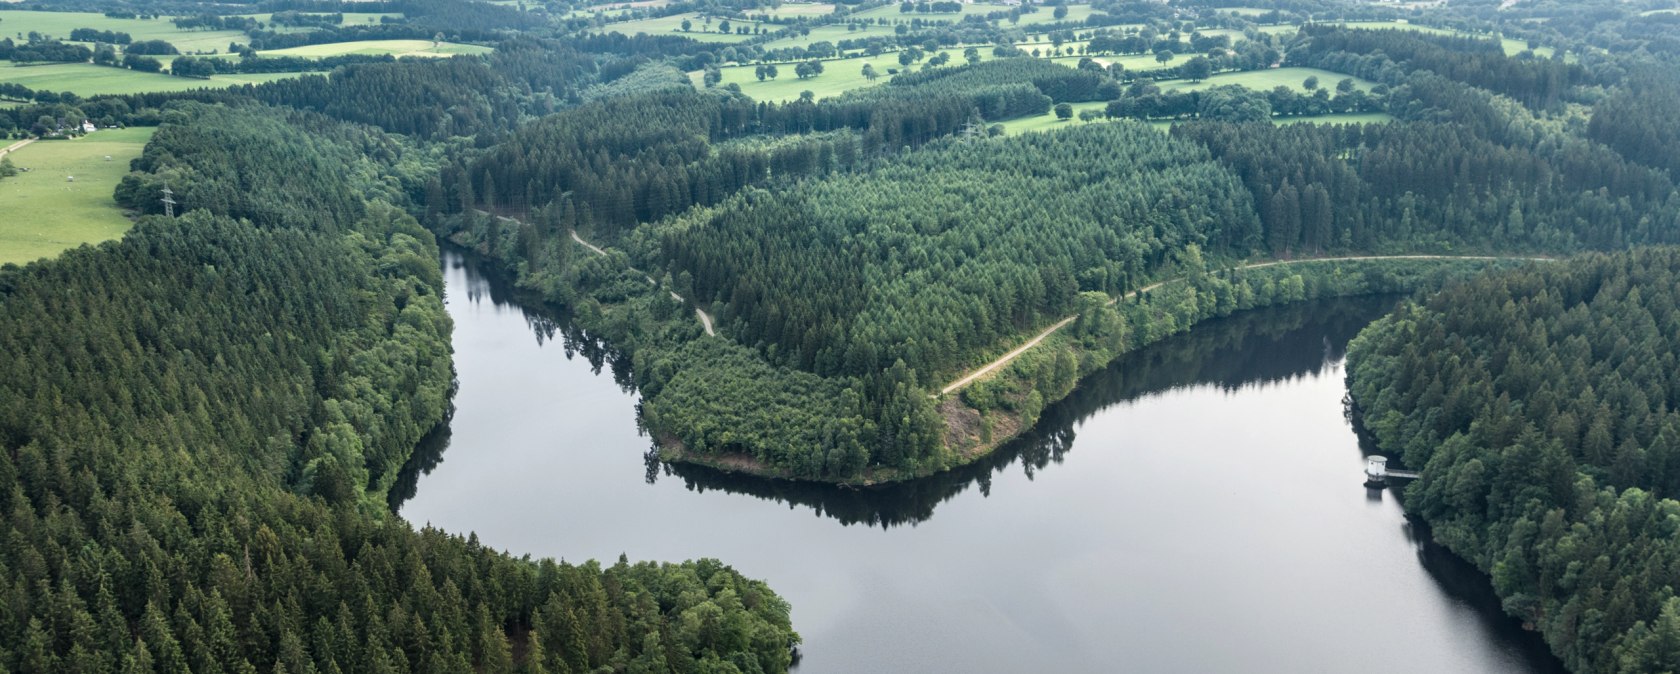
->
936, 255, 1550, 396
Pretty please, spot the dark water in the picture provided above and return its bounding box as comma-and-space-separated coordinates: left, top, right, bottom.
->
398, 250, 1563, 673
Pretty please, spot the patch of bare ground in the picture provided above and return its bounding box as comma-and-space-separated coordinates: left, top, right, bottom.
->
657, 435, 780, 475
939, 397, 1021, 462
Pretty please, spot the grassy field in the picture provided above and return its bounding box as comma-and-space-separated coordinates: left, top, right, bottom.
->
257, 39, 492, 58
0, 127, 154, 266
700, 51, 906, 101
600, 12, 765, 42
1012, 4, 1096, 26
0, 10, 249, 53
999, 106, 1394, 135
762, 23, 897, 49
750, 2, 836, 18
237, 12, 402, 27
1048, 51, 1187, 73
1158, 67, 1377, 93
849, 2, 1016, 23
0, 61, 308, 96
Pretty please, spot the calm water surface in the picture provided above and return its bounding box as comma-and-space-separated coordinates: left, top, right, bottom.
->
397, 251, 1563, 673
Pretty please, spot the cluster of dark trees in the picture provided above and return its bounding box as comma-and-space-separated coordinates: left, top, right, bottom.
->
69, 27, 133, 44
0, 39, 94, 63
269, 10, 344, 27
1103, 80, 1382, 121
1289, 25, 1583, 109
1347, 249, 1680, 671
170, 52, 392, 77
1173, 70, 1680, 256
1586, 70, 1680, 177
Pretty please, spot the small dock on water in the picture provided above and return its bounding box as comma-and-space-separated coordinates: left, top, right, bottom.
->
1364, 456, 1419, 488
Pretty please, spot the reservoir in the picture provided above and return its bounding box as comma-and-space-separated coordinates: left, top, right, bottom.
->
397, 250, 1563, 673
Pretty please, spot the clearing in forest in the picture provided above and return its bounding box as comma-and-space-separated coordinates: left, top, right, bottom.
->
0, 127, 154, 265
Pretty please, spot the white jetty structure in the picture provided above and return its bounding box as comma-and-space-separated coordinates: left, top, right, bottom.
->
1364, 456, 1420, 488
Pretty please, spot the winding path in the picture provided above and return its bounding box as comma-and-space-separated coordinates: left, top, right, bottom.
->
474, 210, 716, 336
937, 254, 1549, 396
564, 227, 716, 336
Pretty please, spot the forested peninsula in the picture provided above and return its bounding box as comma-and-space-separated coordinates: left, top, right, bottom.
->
1348, 250, 1680, 672
6, 0, 1680, 668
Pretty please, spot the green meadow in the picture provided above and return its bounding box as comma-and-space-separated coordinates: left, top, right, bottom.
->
0, 127, 154, 266
701, 51, 907, 101
999, 106, 1394, 135
1157, 67, 1378, 94
0, 10, 248, 53
848, 3, 1016, 23
761, 23, 898, 49
0, 61, 305, 96
750, 2, 836, 18
600, 12, 765, 42
257, 39, 492, 58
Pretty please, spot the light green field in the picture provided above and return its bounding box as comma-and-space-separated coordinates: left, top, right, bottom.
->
0, 127, 153, 265
601, 12, 765, 42
1158, 67, 1377, 93
0, 10, 248, 53
237, 12, 403, 28
999, 106, 1394, 136
1048, 51, 1185, 73
751, 2, 836, 18
1219, 7, 1274, 17
762, 23, 898, 49
700, 51, 907, 101
1012, 4, 1095, 26
849, 2, 1016, 23
258, 39, 492, 58
0, 61, 308, 96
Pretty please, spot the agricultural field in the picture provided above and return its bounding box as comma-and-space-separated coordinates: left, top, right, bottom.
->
257, 39, 492, 58
699, 51, 909, 101
599, 12, 766, 42
749, 2, 836, 18
0, 127, 153, 265
0, 10, 248, 53
0, 61, 307, 96
848, 2, 1018, 23
1048, 51, 1190, 73
761, 23, 897, 49
999, 105, 1394, 135
237, 12, 403, 28
1157, 67, 1378, 93
1012, 3, 1096, 25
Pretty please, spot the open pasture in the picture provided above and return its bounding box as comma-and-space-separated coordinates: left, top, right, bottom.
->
0, 10, 248, 53
0, 127, 153, 265
751, 2, 836, 18
698, 51, 907, 101
1157, 67, 1378, 94
761, 23, 897, 49
999, 105, 1394, 135
599, 12, 766, 42
257, 39, 492, 58
0, 60, 306, 96
848, 2, 1018, 23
